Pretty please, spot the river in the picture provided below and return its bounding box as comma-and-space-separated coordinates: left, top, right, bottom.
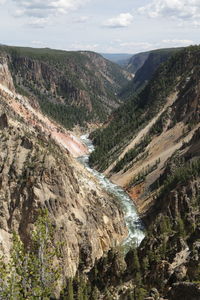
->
78, 134, 145, 250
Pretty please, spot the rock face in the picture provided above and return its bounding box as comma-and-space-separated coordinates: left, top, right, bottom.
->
120, 47, 182, 99
0, 55, 15, 91
0, 56, 127, 280
90, 46, 200, 214
0, 113, 8, 129
0, 45, 130, 129
84, 46, 200, 299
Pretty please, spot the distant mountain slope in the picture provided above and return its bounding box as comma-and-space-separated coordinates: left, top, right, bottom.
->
0, 45, 131, 129
89, 46, 200, 177
100, 53, 133, 66
125, 51, 150, 74
120, 47, 182, 99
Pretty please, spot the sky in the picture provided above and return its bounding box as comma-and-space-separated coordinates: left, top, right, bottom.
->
0, 0, 199, 54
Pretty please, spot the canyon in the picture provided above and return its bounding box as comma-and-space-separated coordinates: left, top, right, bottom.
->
0, 44, 200, 299
0, 50, 129, 286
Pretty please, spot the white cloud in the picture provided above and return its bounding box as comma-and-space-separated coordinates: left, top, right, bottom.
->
31, 40, 47, 47
162, 39, 194, 45
73, 16, 89, 23
139, 0, 200, 25
120, 41, 154, 50
27, 17, 49, 28
69, 43, 99, 51
12, 0, 89, 16
103, 38, 195, 54
103, 13, 133, 28
10, 0, 90, 27
102, 41, 155, 54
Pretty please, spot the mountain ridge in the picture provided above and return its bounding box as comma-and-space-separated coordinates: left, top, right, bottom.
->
0, 45, 131, 130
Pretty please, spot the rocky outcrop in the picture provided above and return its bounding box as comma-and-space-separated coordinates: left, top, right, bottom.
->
0, 122, 126, 276
0, 46, 130, 129
84, 46, 200, 299
0, 55, 15, 91
0, 60, 127, 281
0, 113, 8, 129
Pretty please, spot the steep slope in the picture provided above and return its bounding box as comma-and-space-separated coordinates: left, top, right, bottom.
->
120, 47, 182, 99
125, 51, 150, 74
89, 46, 200, 201
71, 45, 200, 300
0, 52, 127, 286
85, 145, 200, 299
0, 45, 130, 129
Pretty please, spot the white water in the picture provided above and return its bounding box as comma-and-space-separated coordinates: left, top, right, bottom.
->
78, 134, 145, 249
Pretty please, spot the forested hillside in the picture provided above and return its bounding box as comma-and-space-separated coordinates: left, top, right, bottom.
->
125, 51, 150, 73
72, 44, 200, 300
89, 46, 198, 172
0, 45, 130, 129
0, 49, 127, 298
1, 42, 200, 299
120, 47, 182, 99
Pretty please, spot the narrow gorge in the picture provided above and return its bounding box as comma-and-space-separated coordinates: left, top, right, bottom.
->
78, 134, 145, 249
0, 44, 200, 300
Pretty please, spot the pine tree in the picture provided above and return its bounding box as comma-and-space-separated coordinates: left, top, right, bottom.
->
67, 278, 74, 300
132, 248, 140, 273
176, 216, 185, 237
30, 210, 61, 298
0, 209, 62, 299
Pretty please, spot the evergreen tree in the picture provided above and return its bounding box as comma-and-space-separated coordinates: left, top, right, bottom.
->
0, 209, 61, 299
67, 278, 74, 300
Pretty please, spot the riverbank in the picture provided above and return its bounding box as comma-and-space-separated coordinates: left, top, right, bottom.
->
78, 134, 145, 249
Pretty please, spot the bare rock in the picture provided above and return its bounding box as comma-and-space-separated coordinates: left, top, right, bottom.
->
21, 137, 33, 149
0, 113, 8, 129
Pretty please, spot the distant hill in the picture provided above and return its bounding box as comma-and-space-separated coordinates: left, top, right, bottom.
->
125, 51, 150, 73
100, 53, 133, 66
120, 47, 183, 99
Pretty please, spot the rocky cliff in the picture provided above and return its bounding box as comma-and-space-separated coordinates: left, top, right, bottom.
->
84, 45, 200, 300
0, 46, 130, 130
0, 52, 127, 286
120, 47, 182, 99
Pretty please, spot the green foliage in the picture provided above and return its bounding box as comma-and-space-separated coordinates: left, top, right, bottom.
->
133, 287, 148, 300
61, 273, 91, 300
159, 215, 172, 236
120, 47, 182, 100
128, 158, 160, 188
39, 100, 91, 129
132, 248, 140, 274
176, 217, 186, 237
0, 45, 129, 129
0, 210, 61, 299
159, 159, 200, 198
112, 136, 152, 173
67, 278, 74, 300
89, 46, 200, 172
